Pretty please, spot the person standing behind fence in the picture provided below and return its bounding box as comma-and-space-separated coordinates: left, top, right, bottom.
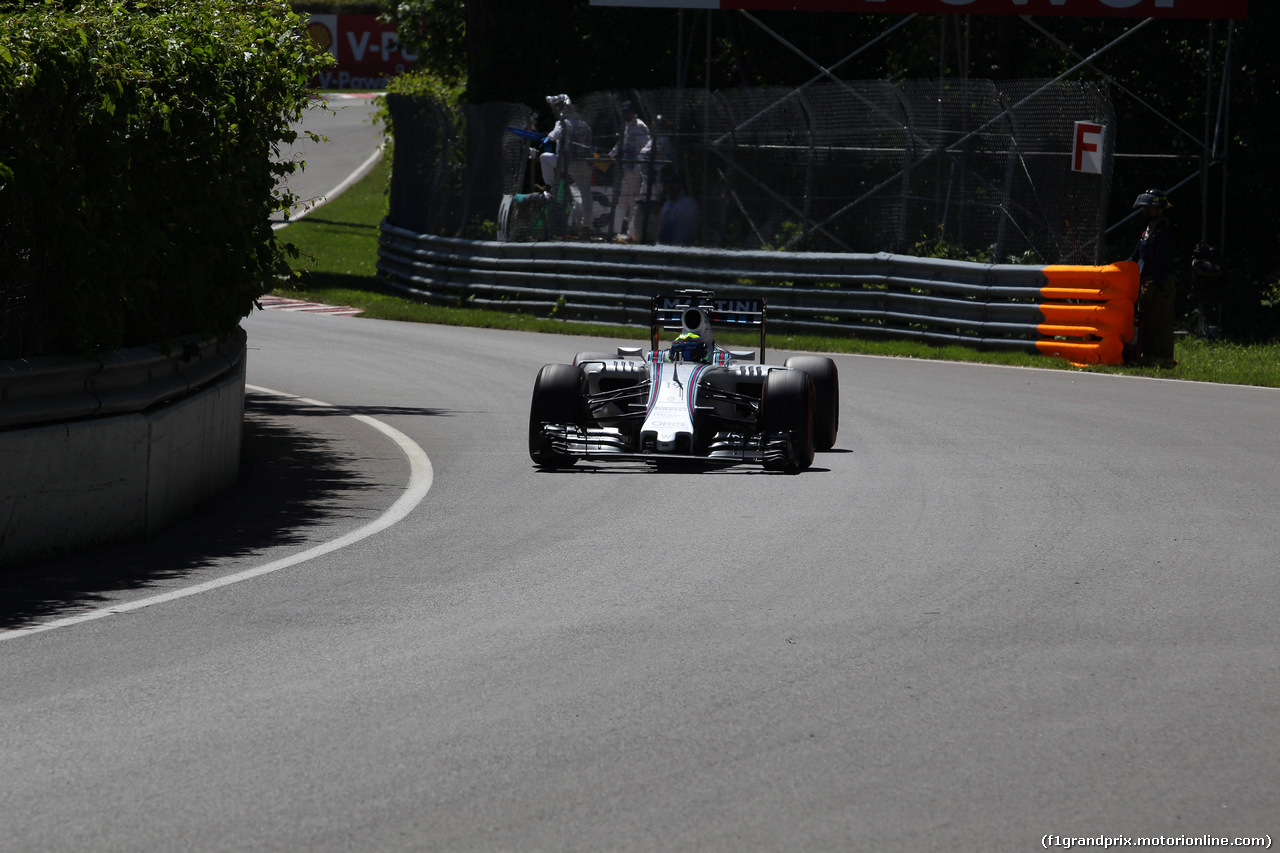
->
657, 173, 698, 247
635, 115, 674, 241
539, 94, 596, 233
609, 100, 649, 242
1127, 189, 1177, 368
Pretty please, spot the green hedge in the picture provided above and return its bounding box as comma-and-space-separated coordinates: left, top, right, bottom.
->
0, 0, 330, 358
289, 1, 382, 14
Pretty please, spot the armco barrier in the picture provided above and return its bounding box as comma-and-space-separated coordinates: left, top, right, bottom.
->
0, 330, 247, 567
377, 224, 1139, 365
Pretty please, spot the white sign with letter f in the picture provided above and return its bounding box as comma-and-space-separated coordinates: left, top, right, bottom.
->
1073, 121, 1106, 174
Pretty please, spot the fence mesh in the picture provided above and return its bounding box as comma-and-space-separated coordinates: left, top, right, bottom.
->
0, 80, 1112, 362
388, 78, 1113, 265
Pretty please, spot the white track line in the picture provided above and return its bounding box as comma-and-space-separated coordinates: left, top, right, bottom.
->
272, 145, 384, 231
1, 385, 433, 641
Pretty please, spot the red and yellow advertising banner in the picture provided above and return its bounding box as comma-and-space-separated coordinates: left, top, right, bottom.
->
305, 14, 417, 89
590, 0, 1247, 18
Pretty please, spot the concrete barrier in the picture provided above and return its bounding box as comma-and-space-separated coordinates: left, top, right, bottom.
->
0, 330, 246, 568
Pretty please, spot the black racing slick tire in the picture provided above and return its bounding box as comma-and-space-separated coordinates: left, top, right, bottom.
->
528, 363, 588, 468
784, 356, 839, 452
761, 368, 814, 473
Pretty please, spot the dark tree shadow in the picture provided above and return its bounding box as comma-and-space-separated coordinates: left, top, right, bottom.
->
0, 394, 444, 630
293, 216, 381, 231
250, 395, 454, 420
293, 271, 378, 292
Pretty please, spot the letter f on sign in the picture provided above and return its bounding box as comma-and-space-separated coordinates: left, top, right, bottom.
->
1073, 121, 1105, 174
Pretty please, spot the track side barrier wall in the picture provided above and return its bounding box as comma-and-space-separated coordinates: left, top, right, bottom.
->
0, 330, 247, 567
1035, 264, 1138, 365
377, 223, 1138, 365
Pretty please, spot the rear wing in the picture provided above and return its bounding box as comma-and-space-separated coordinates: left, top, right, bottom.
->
650, 290, 768, 363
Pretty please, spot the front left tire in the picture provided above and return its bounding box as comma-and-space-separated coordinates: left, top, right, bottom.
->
528, 363, 588, 468
784, 356, 839, 452
761, 368, 814, 473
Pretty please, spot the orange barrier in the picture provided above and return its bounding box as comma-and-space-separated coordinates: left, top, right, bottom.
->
1034, 262, 1138, 366
1037, 300, 1135, 340
1035, 336, 1124, 366
1041, 263, 1140, 302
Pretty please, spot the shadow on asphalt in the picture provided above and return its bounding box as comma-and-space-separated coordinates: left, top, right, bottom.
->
250, 395, 453, 420
0, 393, 439, 631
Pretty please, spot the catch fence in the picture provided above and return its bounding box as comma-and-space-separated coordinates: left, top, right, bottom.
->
386, 78, 1114, 264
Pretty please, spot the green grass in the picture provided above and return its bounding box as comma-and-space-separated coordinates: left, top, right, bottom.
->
274, 157, 1280, 389
278, 157, 389, 281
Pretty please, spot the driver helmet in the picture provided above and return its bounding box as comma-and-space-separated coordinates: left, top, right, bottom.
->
670, 332, 708, 363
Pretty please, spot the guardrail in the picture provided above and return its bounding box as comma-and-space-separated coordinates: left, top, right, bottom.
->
377, 223, 1138, 365
0, 331, 246, 430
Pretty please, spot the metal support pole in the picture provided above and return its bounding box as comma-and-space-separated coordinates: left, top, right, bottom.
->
1097, 95, 1116, 265
1217, 22, 1234, 258
1201, 21, 1215, 245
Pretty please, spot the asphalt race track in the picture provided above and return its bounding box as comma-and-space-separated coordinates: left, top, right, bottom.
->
269, 93, 383, 226
3, 99, 1277, 853
2, 304, 1277, 852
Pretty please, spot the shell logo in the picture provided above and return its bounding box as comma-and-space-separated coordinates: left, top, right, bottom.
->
306, 20, 335, 55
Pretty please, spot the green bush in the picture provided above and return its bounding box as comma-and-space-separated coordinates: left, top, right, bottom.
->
378, 64, 465, 140
0, 0, 330, 358
374, 0, 464, 86
290, 1, 381, 13
379, 67, 466, 235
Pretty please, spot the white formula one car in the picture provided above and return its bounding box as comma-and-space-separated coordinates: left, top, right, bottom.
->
528, 290, 839, 472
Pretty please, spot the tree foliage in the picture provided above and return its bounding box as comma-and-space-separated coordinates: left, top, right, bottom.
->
0, 0, 330, 358
378, 0, 464, 85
